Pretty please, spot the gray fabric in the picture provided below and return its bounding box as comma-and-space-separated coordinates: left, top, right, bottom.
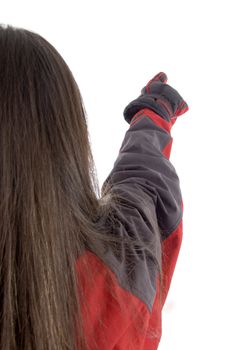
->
99, 115, 182, 312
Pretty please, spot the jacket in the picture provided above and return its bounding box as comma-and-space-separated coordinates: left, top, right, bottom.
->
76, 107, 183, 349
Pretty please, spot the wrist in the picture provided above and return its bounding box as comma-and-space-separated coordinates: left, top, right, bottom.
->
130, 108, 172, 134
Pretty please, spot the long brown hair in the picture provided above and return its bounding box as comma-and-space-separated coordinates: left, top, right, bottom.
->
0, 24, 162, 349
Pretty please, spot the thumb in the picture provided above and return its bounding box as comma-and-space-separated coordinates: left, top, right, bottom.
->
151, 72, 168, 83
145, 72, 168, 93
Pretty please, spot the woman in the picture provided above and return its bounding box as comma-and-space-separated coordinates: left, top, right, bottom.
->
0, 24, 189, 349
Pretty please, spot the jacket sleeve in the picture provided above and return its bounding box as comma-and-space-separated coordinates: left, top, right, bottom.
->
101, 107, 183, 308
77, 107, 184, 349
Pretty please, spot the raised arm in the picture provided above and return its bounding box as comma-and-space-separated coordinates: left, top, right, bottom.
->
101, 73, 188, 309
95, 73, 188, 349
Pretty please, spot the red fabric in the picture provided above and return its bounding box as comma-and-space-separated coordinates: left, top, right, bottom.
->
76, 251, 150, 350
131, 108, 172, 133
76, 220, 182, 349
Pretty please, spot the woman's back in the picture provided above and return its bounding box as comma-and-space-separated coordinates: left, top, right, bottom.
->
0, 24, 188, 349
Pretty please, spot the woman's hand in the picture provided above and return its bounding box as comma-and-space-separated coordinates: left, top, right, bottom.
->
123, 72, 189, 125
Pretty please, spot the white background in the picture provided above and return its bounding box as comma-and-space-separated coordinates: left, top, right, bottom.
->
2, 0, 233, 348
